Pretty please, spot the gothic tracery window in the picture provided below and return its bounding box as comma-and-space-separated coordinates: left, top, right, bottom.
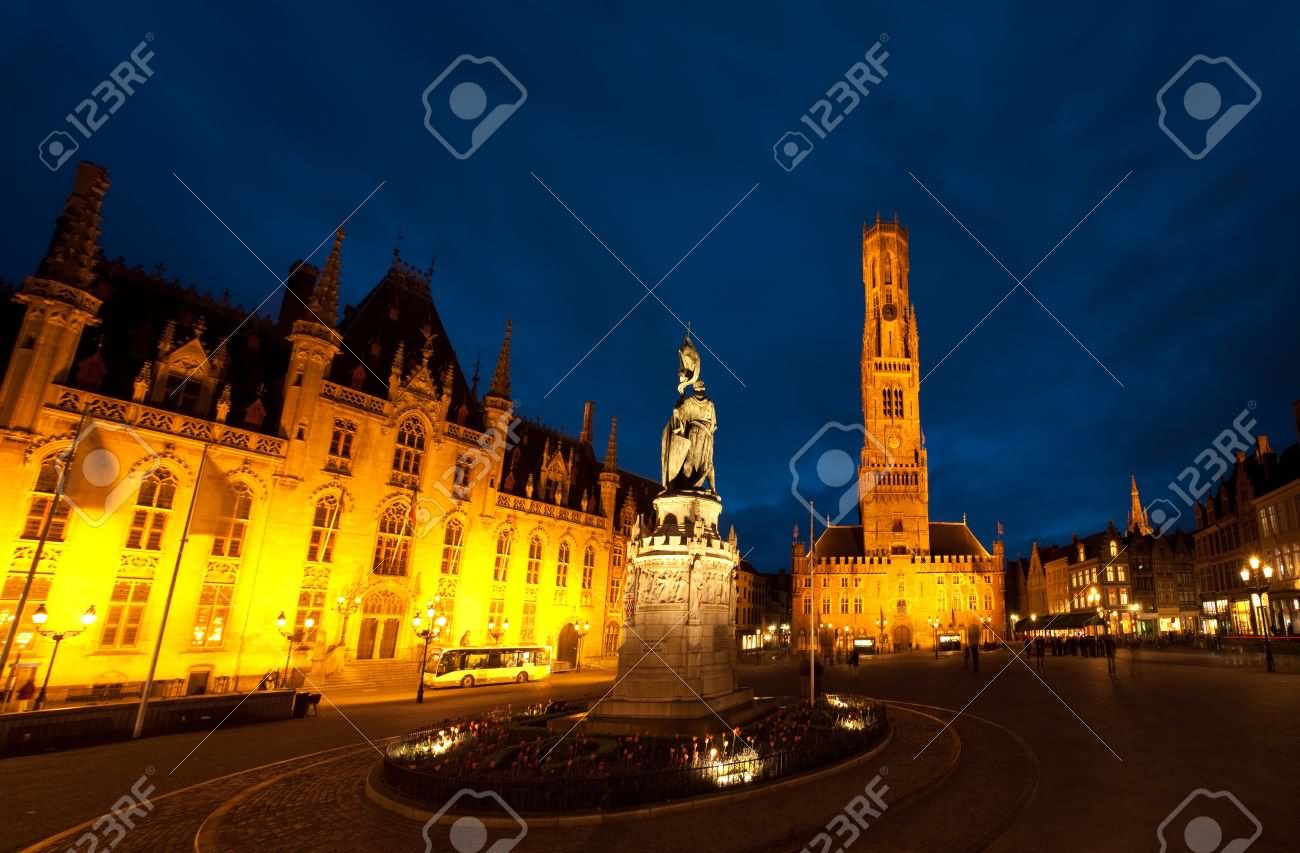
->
372, 501, 412, 576
392, 417, 425, 482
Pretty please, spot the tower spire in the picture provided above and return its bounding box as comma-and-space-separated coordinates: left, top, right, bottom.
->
37, 161, 109, 290
307, 227, 343, 323
487, 319, 511, 400
603, 416, 618, 472
1128, 474, 1152, 535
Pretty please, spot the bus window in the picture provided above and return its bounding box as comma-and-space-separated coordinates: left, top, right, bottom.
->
500, 652, 519, 667
536, 649, 550, 666
487, 651, 503, 668
436, 652, 461, 675
465, 652, 489, 670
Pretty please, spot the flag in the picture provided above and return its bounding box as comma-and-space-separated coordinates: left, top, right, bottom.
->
792, 522, 799, 542
996, 520, 1005, 537
187, 458, 238, 538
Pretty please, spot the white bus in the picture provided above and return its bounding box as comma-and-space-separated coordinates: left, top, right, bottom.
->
422, 645, 552, 689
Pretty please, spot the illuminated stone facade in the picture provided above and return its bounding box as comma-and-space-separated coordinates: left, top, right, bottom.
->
792, 216, 1006, 654
0, 163, 657, 702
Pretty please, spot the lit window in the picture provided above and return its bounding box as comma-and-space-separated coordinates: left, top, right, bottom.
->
101, 580, 151, 648
392, 417, 425, 481
440, 519, 463, 575
556, 542, 570, 587
372, 502, 412, 576
211, 483, 253, 558
492, 529, 513, 582
521, 602, 536, 642
307, 495, 340, 562
191, 583, 233, 647
603, 621, 620, 655
608, 576, 622, 605
21, 456, 70, 542
327, 419, 357, 471
526, 536, 542, 584
1109, 540, 1118, 558
125, 470, 176, 550
296, 588, 325, 642
582, 546, 595, 590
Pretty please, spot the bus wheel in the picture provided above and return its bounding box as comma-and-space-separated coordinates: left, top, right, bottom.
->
460, 675, 474, 688
515, 671, 529, 683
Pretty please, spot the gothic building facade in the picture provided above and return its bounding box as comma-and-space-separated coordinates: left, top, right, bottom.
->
792, 216, 1006, 654
0, 162, 657, 702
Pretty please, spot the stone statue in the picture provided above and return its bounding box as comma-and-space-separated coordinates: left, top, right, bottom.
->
661, 331, 717, 492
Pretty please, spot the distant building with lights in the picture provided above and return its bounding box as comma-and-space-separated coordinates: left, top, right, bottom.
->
1019, 480, 1197, 638
1192, 410, 1300, 638
791, 216, 1006, 655
0, 162, 658, 703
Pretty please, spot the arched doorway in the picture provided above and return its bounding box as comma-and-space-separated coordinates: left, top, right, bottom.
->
892, 624, 913, 651
357, 590, 405, 660
556, 622, 579, 667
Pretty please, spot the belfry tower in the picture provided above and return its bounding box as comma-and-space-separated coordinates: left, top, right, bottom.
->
859, 214, 930, 555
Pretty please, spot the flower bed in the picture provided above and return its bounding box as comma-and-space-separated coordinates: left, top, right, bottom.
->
381, 696, 887, 814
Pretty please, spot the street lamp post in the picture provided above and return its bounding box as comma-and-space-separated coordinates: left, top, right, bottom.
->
412, 597, 447, 704
334, 594, 362, 646
276, 612, 314, 689
927, 616, 940, 658
979, 615, 991, 648
572, 621, 591, 671
1240, 556, 1276, 673
31, 604, 96, 711
875, 617, 887, 654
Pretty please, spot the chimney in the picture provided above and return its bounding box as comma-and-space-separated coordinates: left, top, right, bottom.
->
580, 401, 594, 444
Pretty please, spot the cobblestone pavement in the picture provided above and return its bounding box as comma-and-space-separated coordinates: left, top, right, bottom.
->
203, 704, 967, 853
14, 654, 1300, 853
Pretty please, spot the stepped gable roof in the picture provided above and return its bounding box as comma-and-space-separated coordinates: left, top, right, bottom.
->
499, 418, 603, 512
929, 521, 989, 557
329, 249, 479, 428
68, 258, 288, 434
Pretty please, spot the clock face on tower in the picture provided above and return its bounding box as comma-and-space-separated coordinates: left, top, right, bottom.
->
882, 303, 897, 321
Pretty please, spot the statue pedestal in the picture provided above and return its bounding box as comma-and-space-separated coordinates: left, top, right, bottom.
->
585, 491, 752, 734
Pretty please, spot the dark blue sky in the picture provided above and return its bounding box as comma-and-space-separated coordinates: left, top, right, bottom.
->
4, 2, 1298, 570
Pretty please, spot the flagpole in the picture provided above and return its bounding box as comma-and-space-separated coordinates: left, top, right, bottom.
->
808, 500, 815, 705
0, 409, 89, 695
133, 444, 210, 739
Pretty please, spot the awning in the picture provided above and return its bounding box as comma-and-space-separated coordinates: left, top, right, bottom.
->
1014, 612, 1104, 632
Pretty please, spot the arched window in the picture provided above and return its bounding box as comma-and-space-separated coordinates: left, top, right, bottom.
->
556, 542, 570, 587
392, 417, 425, 481
493, 529, 513, 582
881, 388, 891, 418
307, 495, 340, 562
603, 621, 620, 656
211, 482, 253, 558
372, 502, 412, 576
126, 470, 177, 550
440, 519, 463, 575
892, 388, 903, 418
21, 455, 69, 542
582, 546, 595, 590
526, 536, 542, 584
1109, 540, 1118, 558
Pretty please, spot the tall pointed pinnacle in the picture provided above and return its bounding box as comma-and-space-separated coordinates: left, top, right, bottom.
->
1128, 474, 1152, 535
603, 416, 619, 472
37, 162, 109, 290
487, 319, 511, 401
307, 227, 343, 323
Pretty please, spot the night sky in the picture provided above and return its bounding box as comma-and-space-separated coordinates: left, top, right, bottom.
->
3, 3, 1298, 571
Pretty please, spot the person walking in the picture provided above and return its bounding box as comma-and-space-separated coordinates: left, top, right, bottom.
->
970, 641, 980, 673
1035, 636, 1045, 672
1105, 634, 1117, 675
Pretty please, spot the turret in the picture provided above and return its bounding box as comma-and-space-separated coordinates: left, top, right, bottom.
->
483, 318, 513, 433
599, 416, 620, 529
279, 229, 344, 441
0, 162, 107, 430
